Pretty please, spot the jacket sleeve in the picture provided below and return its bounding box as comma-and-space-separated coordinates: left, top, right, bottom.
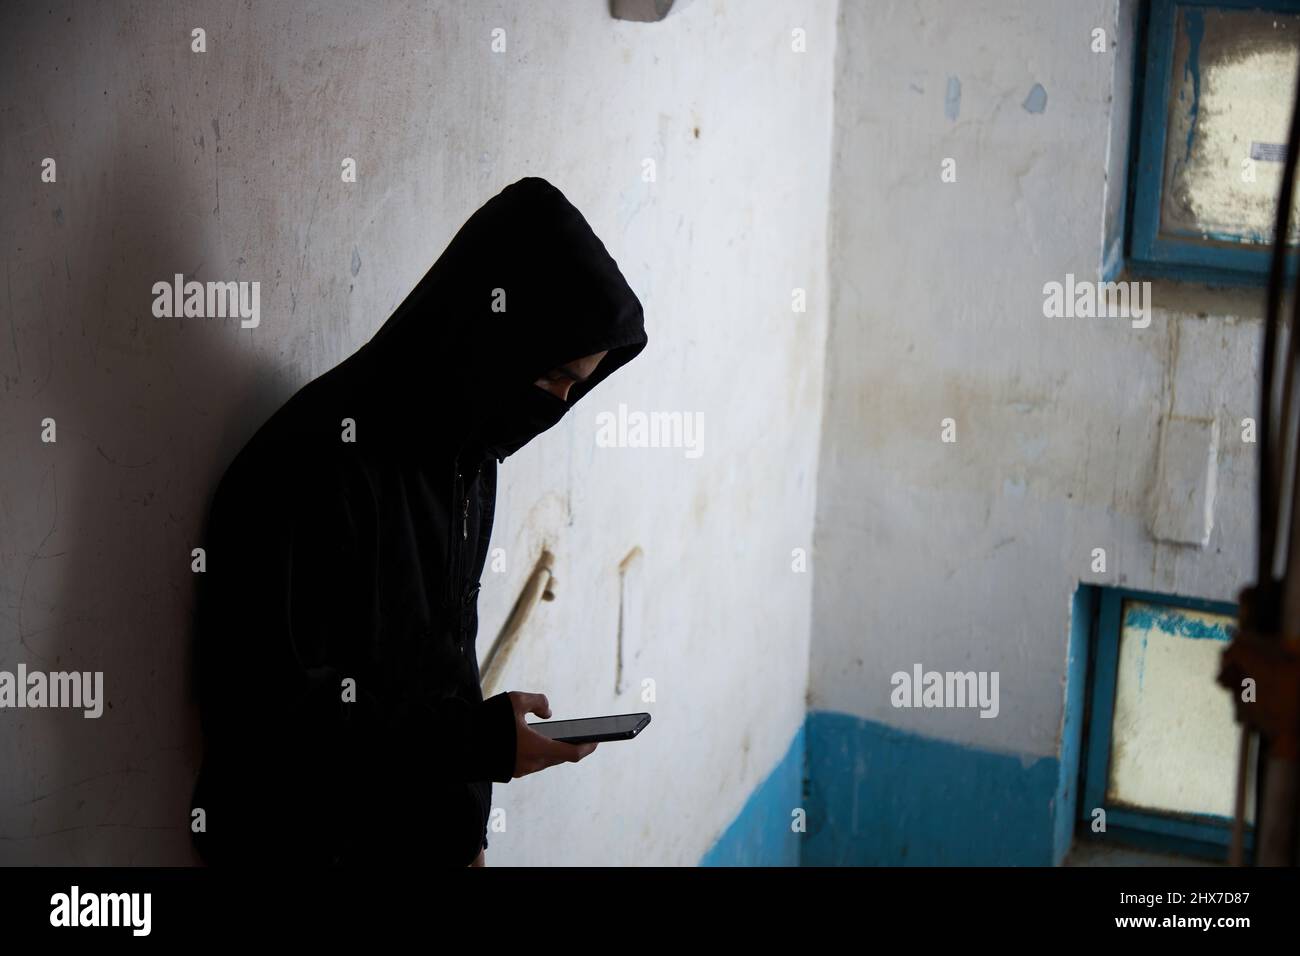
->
412, 690, 516, 785
198, 456, 518, 799
294, 659, 518, 786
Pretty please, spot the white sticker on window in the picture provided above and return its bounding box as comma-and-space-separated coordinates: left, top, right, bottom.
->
1251, 141, 1287, 162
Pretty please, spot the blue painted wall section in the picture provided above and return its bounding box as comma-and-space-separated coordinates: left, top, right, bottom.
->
699, 722, 805, 867
699, 585, 1241, 865
701, 591, 1106, 867
801, 712, 1059, 866
700, 713, 1068, 866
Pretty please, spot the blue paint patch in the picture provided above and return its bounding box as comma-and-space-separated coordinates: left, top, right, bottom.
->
699, 723, 804, 866
1138, 631, 1149, 690
1182, 8, 1204, 164
1022, 83, 1047, 114
1122, 602, 1234, 642
803, 711, 1059, 866
944, 76, 961, 121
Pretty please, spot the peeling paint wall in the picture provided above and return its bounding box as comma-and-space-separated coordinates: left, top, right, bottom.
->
0, 0, 836, 864
813, 0, 1261, 859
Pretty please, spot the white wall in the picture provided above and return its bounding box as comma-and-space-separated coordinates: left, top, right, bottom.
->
815, 0, 1259, 763
0, 0, 836, 865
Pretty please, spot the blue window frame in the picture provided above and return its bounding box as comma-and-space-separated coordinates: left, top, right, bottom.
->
1076, 586, 1254, 862
1121, 0, 1300, 286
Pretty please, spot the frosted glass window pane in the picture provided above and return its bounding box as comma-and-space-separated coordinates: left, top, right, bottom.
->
1161, 7, 1300, 246
1107, 599, 1255, 822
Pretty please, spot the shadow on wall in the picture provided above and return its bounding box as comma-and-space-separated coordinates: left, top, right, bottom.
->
20, 123, 284, 864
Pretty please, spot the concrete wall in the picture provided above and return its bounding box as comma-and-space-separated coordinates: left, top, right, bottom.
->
810, 0, 1262, 865
0, 0, 836, 865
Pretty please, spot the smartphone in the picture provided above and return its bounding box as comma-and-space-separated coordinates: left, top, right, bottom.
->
524, 712, 651, 744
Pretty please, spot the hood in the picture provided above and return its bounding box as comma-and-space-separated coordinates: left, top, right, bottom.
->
356, 176, 648, 464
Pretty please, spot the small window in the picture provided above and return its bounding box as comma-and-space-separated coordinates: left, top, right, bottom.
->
1077, 587, 1257, 861
1124, 0, 1300, 285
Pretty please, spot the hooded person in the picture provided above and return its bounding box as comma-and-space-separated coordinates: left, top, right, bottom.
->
191, 176, 648, 866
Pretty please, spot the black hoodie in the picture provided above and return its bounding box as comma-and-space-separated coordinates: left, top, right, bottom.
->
191, 177, 647, 865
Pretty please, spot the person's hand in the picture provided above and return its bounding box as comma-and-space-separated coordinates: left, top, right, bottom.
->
508, 691, 598, 778
469, 846, 485, 867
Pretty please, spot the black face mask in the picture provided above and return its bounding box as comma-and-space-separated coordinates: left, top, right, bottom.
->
472, 382, 571, 463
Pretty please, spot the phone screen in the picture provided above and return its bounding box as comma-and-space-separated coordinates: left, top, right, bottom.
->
526, 713, 648, 741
